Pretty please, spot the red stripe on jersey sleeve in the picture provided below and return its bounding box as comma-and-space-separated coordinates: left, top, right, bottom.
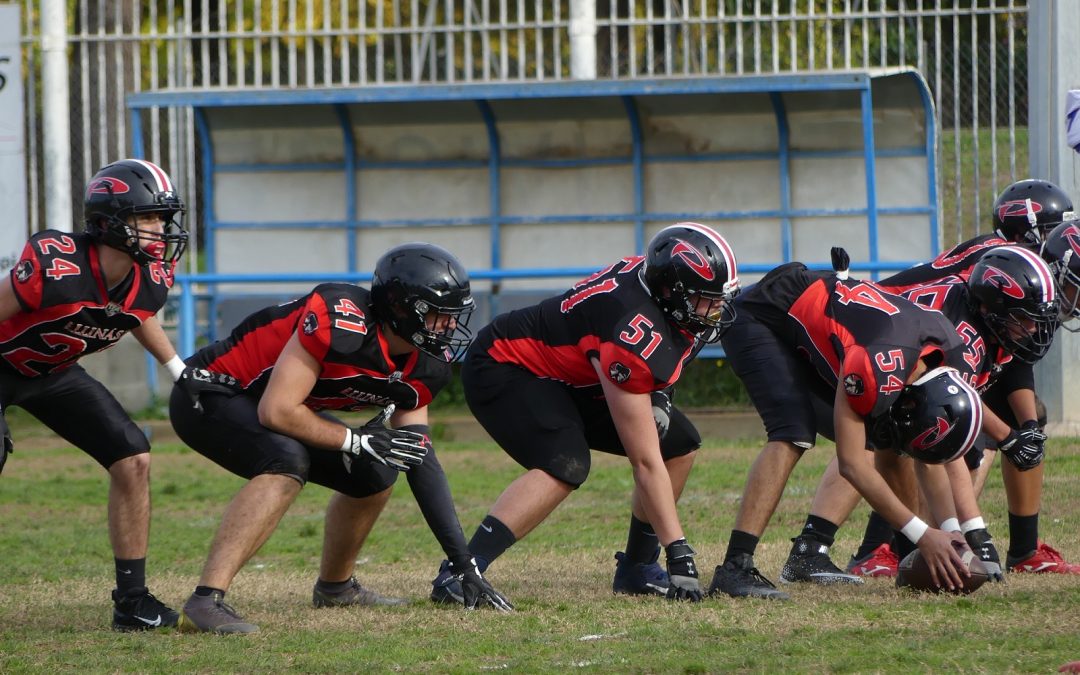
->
599, 341, 658, 394
297, 293, 331, 362
9, 241, 43, 311
841, 344, 880, 417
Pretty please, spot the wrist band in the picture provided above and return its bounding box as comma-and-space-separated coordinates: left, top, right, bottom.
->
901, 516, 929, 544
165, 355, 186, 381
339, 428, 353, 452
940, 517, 961, 533
960, 516, 986, 534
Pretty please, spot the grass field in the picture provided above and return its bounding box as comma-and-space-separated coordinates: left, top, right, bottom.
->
1, 413, 1079, 673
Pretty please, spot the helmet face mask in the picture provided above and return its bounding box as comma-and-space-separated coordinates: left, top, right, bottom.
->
967, 246, 1060, 364
403, 294, 475, 362
371, 243, 475, 363
641, 222, 740, 343
84, 159, 188, 266
882, 367, 983, 464
1039, 221, 1080, 332
992, 179, 1075, 244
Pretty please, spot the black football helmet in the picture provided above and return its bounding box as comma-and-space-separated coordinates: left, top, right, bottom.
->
882, 367, 983, 464
640, 222, 740, 343
992, 179, 1075, 244
370, 243, 475, 363
1039, 221, 1080, 332
966, 246, 1059, 363
83, 158, 188, 265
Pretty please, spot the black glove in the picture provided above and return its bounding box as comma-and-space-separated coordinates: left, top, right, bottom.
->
0, 404, 12, 475
664, 538, 703, 602
347, 406, 428, 471
650, 390, 673, 440
177, 366, 242, 412
450, 555, 514, 612
964, 528, 1005, 582
997, 420, 1046, 471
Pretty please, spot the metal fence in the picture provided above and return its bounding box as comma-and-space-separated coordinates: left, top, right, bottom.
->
19, 0, 1029, 254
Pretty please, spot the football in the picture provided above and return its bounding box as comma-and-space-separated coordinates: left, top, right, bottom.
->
896, 540, 990, 594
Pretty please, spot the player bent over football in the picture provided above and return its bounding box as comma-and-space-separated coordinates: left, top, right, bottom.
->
709, 257, 985, 599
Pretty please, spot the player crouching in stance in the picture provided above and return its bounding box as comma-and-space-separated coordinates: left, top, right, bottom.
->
169, 243, 510, 634
430, 223, 739, 603
0, 159, 188, 629
709, 259, 984, 600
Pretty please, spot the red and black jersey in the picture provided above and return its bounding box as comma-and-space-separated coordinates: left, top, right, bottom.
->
881, 233, 1010, 292
0, 230, 175, 377
475, 256, 701, 395
739, 263, 973, 419
900, 278, 1034, 395
190, 283, 448, 412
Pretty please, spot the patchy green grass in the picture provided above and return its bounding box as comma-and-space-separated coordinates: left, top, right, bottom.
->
1, 419, 1078, 673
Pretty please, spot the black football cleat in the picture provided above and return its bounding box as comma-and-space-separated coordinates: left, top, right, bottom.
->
612, 548, 670, 597
780, 535, 864, 585
111, 587, 179, 631
312, 576, 408, 608
177, 591, 258, 634
708, 553, 790, 600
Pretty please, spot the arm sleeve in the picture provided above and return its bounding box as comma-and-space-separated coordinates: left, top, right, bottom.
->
996, 360, 1036, 393
399, 425, 471, 560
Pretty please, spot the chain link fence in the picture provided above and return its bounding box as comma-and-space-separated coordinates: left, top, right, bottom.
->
19, 0, 1029, 254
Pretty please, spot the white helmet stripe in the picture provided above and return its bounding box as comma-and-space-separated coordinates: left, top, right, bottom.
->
1009, 245, 1056, 303
128, 158, 172, 193
660, 221, 739, 283
952, 370, 983, 461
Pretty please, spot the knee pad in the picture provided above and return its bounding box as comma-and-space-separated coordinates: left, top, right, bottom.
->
964, 446, 985, 472
252, 436, 312, 482
660, 406, 701, 459
545, 453, 591, 488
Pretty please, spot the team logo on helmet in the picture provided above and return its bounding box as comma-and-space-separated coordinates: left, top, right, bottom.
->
1063, 224, 1080, 257
86, 176, 131, 196
14, 260, 33, 283
608, 362, 631, 384
910, 416, 957, 451
303, 312, 319, 335
997, 199, 1042, 222
980, 265, 1026, 299
671, 240, 715, 281
843, 373, 864, 396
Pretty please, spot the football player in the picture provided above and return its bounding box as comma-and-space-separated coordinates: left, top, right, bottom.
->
169, 243, 510, 634
885, 179, 1074, 293
0, 159, 189, 630
841, 192, 1080, 579
429, 223, 739, 604
708, 259, 984, 599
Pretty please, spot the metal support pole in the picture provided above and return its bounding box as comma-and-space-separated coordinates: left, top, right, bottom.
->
41, 0, 72, 232
1029, 0, 1080, 433
570, 0, 597, 80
